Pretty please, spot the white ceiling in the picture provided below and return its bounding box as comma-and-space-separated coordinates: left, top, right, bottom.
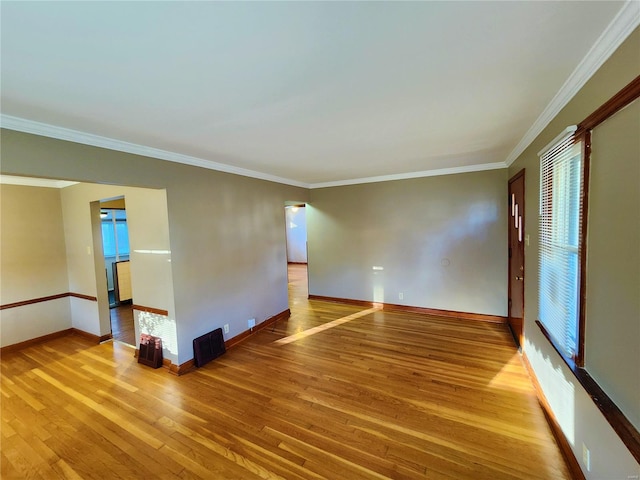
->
1, 1, 637, 188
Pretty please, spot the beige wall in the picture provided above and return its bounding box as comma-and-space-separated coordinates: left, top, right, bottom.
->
100, 198, 126, 209
508, 26, 640, 479
308, 169, 508, 316
0, 133, 308, 364
0, 184, 71, 346
585, 99, 639, 430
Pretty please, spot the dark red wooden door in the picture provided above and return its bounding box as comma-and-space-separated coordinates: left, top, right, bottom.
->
508, 170, 525, 347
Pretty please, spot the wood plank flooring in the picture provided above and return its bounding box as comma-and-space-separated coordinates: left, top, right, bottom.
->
0, 264, 570, 479
110, 304, 135, 346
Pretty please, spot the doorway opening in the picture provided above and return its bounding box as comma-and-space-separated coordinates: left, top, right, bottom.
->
100, 197, 135, 346
285, 203, 308, 307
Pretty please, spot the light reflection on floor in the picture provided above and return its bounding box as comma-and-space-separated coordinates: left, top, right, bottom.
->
273, 306, 381, 346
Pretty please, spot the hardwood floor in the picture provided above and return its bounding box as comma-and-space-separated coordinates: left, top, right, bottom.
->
110, 304, 135, 346
0, 264, 570, 479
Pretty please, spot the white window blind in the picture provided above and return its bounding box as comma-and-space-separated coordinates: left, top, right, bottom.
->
538, 128, 583, 359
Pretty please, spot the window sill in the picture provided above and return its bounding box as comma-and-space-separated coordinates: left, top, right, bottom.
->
535, 320, 640, 463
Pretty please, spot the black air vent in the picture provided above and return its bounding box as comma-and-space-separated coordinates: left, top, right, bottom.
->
193, 328, 226, 368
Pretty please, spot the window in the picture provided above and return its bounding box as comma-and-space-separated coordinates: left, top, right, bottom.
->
538, 127, 584, 361
534, 78, 640, 462
101, 209, 130, 258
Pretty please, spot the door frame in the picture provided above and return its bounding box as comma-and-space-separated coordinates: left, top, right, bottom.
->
90, 200, 113, 339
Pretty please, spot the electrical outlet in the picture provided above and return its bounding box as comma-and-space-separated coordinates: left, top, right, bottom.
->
248, 318, 256, 329
399, 292, 404, 300
582, 443, 591, 471
223, 324, 229, 334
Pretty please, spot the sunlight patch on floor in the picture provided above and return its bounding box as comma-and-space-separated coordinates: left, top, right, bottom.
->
488, 353, 533, 394
273, 306, 381, 345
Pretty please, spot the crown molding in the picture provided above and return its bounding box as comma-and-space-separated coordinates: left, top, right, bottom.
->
0, 174, 77, 189
309, 162, 507, 189
0, 115, 310, 189
2, 114, 508, 189
504, 0, 640, 166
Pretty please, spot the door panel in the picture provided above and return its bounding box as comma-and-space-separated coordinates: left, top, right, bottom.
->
508, 170, 525, 347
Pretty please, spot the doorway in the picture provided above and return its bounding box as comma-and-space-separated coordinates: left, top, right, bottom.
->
100, 198, 135, 346
285, 204, 308, 307
285, 204, 307, 264
508, 170, 525, 348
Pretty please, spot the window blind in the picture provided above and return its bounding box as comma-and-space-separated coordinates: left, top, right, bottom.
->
539, 129, 583, 359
